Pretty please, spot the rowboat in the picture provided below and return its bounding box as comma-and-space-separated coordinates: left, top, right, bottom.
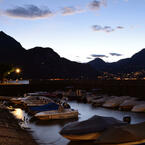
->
34, 109, 78, 120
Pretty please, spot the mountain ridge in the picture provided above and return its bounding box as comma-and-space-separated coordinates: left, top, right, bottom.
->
0, 31, 145, 78
88, 48, 145, 73
0, 32, 96, 79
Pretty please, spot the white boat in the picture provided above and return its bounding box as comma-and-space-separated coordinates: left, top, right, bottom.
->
10, 97, 24, 104
10, 96, 54, 110
103, 96, 130, 108
119, 99, 141, 111
92, 97, 108, 107
22, 96, 54, 106
26, 92, 48, 96
34, 109, 78, 120
131, 103, 145, 112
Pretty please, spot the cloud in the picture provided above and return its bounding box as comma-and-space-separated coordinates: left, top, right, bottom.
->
116, 26, 124, 29
5, 5, 54, 19
61, 6, 84, 16
109, 53, 122, 56
91, 54, 108, 58
88, 0, 101, 10
92, 25, 124, 33
88, 0, 107, 11
92, 25, 114, 33
61, 0, 106, 16
92, 25, 102, 31
103, 26, 114, 32
86, 57, 92, 59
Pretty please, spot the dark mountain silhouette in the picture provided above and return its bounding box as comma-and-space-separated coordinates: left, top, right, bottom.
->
1, 31, 145, 78
88, 48, 145, 73
89, 58, 107, 71
0, 31, 96, 79
0, 31, 26, 64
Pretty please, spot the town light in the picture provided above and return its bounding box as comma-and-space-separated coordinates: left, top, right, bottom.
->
15, 68, 21, 74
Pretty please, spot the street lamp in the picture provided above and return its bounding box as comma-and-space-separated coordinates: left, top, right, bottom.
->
15, 68, 21, 84
15, 68, 21, 74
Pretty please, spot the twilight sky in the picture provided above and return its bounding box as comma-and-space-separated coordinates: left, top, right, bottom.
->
0, 0, 145, 63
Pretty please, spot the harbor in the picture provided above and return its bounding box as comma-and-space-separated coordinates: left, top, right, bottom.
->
11, 101, 145, 145
2, 89, 145, 145
1, 2, 145, 144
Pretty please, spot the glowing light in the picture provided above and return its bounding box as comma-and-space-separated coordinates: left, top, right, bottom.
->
12, 108, 24, 120
15, 68, 21, 74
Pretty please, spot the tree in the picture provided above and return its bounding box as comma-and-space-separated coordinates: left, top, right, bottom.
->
0, 64, 14, 83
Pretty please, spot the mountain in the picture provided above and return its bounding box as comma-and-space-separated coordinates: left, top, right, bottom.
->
1, 31, 145, 78
88, 49, 145, 73
0, 31, 26, 64
0, 32, 96, 79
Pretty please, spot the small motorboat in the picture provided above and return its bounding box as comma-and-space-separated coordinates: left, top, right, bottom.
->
28, 102, 59, 112
22, 96, 54, 106
103, 96, 130, 108
10, 97, 24, 104
119, 99, 141, 111
60, 115, 125, 141
34, 108, 78, 120
131, 104, 145, 112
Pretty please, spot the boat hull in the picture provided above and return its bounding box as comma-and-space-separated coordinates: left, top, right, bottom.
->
118, 139, 145, 145
61, 132, 100, 141
35, 109, 78, 120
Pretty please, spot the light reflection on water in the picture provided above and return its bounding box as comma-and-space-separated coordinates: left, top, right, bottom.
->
12, 101, 145, 145
12, 108, 25, 120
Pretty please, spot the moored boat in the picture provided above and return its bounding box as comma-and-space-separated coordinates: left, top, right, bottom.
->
131, 104, 145, 112
28, 102, 59, 112
95, 121, 145, 145
103, 96, 130, 108
60, 115, 125, 141
119, 99, 141, 111
34, 108, 78, 120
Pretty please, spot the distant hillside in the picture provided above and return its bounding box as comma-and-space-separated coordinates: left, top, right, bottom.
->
88, 48, 145, 73
0, 31, 96, 79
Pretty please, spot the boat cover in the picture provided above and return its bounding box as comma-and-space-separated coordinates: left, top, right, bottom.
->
29, 103, 59, 111
96, 122, 145, 144
60, 115, 125, 135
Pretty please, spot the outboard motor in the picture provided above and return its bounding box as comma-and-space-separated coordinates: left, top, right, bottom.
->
63, 102, 70, 109
123, 116, 131, 124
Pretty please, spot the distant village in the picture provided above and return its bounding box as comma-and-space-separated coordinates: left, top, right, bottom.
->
97, 70, 145, 80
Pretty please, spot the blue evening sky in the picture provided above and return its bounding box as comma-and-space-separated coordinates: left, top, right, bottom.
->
0, 0, 145, 62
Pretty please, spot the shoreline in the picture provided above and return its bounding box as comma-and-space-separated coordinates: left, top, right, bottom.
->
0, 80, 145, 98
0, 107, 38, 145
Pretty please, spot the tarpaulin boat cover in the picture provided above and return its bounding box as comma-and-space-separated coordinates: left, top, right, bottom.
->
96, 122, 145, 144
29, 103, 59, 111
60, 115, 125, 135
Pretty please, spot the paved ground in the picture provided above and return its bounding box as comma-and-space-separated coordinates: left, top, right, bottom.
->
0, 107, 38, 145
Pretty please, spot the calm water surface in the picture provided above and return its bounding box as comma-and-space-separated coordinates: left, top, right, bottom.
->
12, 101, 145, 145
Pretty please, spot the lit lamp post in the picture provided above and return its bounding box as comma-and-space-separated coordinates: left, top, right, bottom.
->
15, 68, 21, 83
15, 68, 21, 74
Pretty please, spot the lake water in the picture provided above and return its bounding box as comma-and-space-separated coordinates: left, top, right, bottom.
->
6, 80, 29, 84
12, 101, 145, 145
